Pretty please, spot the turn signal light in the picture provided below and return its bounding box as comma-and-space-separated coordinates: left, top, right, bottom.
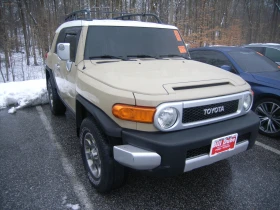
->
112, 104, 156, 123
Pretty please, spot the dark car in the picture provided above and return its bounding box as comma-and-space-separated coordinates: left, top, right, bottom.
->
189, 47, 280, 137
243, 43, 280, 65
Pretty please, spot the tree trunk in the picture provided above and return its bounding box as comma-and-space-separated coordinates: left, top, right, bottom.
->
0, 56, 6, 83
14, 28, 19, 53
169, 0, 174, 25
63, 0, 67, 15
31, 26, 38, 66
17, 0, 30, 66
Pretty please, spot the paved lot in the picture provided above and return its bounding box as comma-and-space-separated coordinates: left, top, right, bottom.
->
0, 105, 280, 210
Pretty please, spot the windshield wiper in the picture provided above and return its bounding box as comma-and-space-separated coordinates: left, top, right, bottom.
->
127, 54, 159, 59
89, 55, 128, 61
160, 54, 190, 59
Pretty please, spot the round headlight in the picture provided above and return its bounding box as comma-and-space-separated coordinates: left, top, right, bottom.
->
157, 107, 178, 129
243, 94, 253, 111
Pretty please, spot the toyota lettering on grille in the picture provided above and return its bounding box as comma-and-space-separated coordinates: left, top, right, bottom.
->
204, 106, 225, 115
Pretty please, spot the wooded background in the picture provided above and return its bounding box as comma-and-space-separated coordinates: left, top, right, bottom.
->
0, 0, 279, 82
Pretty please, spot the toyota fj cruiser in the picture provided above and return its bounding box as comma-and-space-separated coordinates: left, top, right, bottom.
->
45, 10, 259, 193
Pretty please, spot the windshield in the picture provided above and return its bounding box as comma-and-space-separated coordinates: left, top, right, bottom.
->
228, 51, 279, 73
84, 26, 188, 60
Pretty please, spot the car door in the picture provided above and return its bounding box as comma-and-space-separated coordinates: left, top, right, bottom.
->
56, 27, 82, 112
53, 28, 67, 97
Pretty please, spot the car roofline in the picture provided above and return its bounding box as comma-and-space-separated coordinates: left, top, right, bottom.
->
55, 20, 177, 33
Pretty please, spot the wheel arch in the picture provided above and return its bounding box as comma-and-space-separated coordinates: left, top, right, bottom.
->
76, 95, 122, 140
253, 93, 280, 106
45, 66, 57, 89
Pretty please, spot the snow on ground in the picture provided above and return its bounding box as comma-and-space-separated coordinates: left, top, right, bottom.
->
0, 50, 45, 83
0, 79, 49, 113
66, 204, 80, 210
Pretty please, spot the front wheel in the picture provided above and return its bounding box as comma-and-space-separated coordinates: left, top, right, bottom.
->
80, 117, 127, 193
253, 98, 280, 137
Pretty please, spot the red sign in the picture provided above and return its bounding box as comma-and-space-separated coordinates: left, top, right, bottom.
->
210, 133, 238, 157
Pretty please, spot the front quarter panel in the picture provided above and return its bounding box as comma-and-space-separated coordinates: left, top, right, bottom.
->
239, 72, 280, 101
76, 69, 137, 130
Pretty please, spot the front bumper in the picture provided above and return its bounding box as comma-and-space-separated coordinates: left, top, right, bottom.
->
113, 111, 259, 176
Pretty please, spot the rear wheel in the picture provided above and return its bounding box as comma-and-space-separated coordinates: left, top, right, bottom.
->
80, 117, 127, 193
47, 79, 66, 115
253, 98, 280, 137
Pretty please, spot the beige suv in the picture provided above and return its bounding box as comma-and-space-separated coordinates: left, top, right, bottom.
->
46, 10, 259, 192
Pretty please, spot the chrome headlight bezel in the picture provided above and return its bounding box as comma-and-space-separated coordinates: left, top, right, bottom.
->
243, 92, 253, 112
154, 106, 180, 131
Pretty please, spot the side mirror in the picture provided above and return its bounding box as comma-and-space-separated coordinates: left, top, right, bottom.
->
57, 43, 70, 61
220, 65, 232, 72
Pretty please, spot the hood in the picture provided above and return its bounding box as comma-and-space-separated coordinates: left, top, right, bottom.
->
251, 71, 280, 89
79, 59, 246, 95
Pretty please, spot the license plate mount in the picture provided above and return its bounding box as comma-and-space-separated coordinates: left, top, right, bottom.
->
210, 133, 238, 157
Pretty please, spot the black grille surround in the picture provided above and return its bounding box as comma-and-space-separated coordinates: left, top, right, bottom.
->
182, 100, 239, 124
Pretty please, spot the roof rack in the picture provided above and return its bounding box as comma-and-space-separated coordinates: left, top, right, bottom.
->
65, 9, 162, 24
113, 13, 162, 23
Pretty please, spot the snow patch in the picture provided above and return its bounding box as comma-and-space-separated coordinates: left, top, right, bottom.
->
66, 204, 80, 210
0, 79, 48, 112
8, 107, 17, 114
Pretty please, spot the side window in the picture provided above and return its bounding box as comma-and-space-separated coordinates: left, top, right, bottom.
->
191, 51, 232, 67
190, 51, 208, 63
205, 51, 232, 67
265, 48, 280, 63
55, 28, 66, 53
64, 34, 77, 62
190, 50, 237, 73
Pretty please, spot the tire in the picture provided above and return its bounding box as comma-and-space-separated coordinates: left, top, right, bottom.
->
80, 117, 127, 193
47, 79, 66, 115
253, 98, 280, 137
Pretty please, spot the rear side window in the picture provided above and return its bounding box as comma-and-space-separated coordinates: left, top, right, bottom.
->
246, 47, 265, 54
190, 50, 232, 67
265, 48, 280, 63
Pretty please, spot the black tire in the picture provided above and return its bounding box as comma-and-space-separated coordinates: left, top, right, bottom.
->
80, 117, 127, 193
253, 98, 280, 137
47, 79, 66, 115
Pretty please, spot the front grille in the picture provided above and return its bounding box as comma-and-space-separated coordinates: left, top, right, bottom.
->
182, 100, 239, 124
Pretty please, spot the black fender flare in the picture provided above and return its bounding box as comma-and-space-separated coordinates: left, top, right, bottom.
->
45, 65, 58, 89
76, 94, 122, 138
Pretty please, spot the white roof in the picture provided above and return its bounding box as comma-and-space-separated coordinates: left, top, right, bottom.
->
249, 43, 280, 46
56, 20, 177, 33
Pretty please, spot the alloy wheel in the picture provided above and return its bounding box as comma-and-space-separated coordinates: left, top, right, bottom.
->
255, 102, 280, 134
84, 133, 101, 179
